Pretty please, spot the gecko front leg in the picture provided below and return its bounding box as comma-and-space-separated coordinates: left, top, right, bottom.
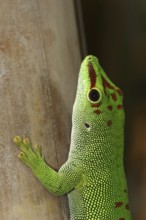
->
13, 136, 83, 196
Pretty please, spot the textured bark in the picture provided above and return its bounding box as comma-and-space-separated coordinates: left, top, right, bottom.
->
0, 0, 81, 219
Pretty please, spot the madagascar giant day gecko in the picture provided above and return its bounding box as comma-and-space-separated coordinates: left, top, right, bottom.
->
14, 55, 131, 220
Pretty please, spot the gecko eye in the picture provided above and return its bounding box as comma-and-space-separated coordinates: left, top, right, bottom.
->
88, 88, 100, 103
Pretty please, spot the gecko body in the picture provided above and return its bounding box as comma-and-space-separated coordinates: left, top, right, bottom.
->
14, 55, 131, 220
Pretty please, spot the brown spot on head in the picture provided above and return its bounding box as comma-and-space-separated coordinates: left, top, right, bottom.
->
117, 105, 123, 110
94, 109, 101, 115
91, 102, 101, 108
88, 62, 96, 89
107, 120, 112, 126
102, 76, 115, 90
125, 204, 130, 210
116, 88, 123, 96
111, 93, 117, 101
115, 202, 123, 208
107, 105, 113, 111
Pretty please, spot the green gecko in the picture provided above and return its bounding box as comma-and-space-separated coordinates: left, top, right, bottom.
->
14, 55, 131, 220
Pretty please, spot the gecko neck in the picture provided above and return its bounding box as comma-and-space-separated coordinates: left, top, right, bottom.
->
69, 123, 124, 172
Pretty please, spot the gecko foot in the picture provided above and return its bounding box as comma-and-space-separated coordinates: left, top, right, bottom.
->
13, 136, 43, 169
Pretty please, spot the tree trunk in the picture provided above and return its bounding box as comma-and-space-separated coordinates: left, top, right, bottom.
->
0, 0, 81, 219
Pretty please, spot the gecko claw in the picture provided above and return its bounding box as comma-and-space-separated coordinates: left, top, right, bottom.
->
23, 138, 30, 145
34, 144, 42, 156
13, 136, 22, 144
18, 151, 25, 158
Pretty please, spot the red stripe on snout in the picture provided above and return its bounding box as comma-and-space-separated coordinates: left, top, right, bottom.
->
88, 62, 96, 89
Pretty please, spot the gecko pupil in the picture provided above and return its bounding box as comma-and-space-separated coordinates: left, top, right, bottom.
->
88, 89, 100, 102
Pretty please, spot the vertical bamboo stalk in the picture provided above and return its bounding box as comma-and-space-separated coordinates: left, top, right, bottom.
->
0, 0, 81, 219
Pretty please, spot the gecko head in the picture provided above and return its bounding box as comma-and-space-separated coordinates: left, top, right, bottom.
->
73, 55, 125, 134
71, 55, 125, 164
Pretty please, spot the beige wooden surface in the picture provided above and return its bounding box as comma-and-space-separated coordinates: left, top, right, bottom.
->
0, 1, 81, 219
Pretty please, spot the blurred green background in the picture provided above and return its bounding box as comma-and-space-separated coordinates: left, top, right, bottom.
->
79, 0, 146, 219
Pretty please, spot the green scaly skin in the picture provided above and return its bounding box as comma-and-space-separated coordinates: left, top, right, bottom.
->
14, 55, 131, 220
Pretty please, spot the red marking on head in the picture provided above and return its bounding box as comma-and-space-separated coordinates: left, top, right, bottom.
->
107, 120, 112, 126
91, 102, 101, 108
111, 93, 117, 101
107, 105, 113, 111
117, 105, 123, 110
88, 62, 96, 89
94, 109, 101, 115
125, 204, 130, 210
102, 76, 115, 91
116, 88, 123, 96
118, 218, 125, 220
115, 202, 123, 208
